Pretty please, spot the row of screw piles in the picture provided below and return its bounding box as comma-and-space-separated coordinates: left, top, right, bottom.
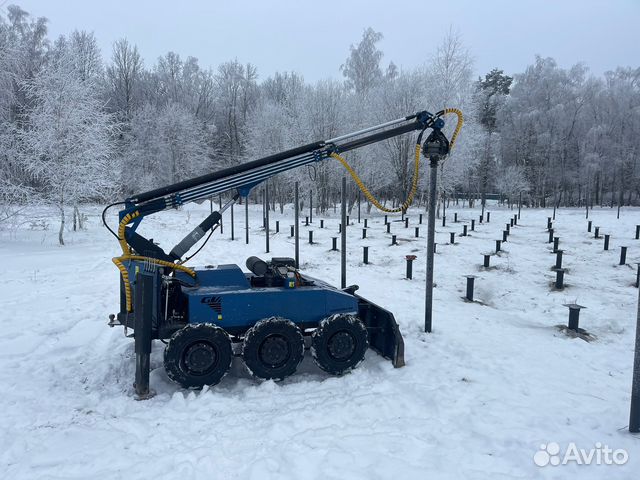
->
328, 214, 637, 286
502, 213, 636, 332
292, 210, 501, 281
548, 216, 588, 331
296, 208, 496, 290
479, 213, 518, 268
586, 220, 633, 267
444, 212, 484, 288
448, 212, 485, 247
473, 212, 585, 332
444, 210, 490, 228
462, 212, 518, 302
292, 210, 613, 333
379, 214, 434, 277
546, 218, 566, 290
291, 207, 507, 282
317, 213, 425, 274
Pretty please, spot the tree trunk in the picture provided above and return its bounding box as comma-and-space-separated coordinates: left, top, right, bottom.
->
618, 188, 624, 217
73, 205, 83, 231
59, 206, 65, 246
442, 193, 446, 220
610, 177, 615, 208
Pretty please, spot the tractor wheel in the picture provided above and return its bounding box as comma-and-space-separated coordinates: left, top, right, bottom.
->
164, 323, 232, 389
242, 317, 304, 380
311, 314, 368, 375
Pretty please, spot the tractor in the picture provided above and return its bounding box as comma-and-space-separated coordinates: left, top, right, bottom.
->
103, 108, 462, 396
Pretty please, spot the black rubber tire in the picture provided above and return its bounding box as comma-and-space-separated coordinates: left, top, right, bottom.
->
311, 314, 368, 375
164, 323, 232, 389
242, 317, 304, 380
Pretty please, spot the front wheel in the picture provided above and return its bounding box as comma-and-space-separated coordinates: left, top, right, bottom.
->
164, 323, 233, 389
311, 314, 368, 375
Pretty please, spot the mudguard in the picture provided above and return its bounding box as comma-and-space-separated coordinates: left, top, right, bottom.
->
355, 294, 405, 368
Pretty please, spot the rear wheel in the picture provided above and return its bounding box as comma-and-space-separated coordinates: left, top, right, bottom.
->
164, 323, 232, 389
311, 314, 368, 375
242, 317, 304, 380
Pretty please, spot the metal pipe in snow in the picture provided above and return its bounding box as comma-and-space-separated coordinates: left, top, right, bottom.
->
424, 157, 439, 333
294, 182, 300, 269
629, 286, 640, 432
341, 177, 347, 289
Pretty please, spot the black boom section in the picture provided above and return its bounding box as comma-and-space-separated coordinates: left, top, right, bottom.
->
124, 227, 173, 262
169, 211, 222, 260
127, 113, 433, 209
335, 122, 426, 155
130, 141, 325, 204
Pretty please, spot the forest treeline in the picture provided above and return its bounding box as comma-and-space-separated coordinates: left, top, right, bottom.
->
1, 5, 638, 242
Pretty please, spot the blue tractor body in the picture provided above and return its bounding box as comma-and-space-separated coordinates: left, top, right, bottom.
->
113, 256, 404, 380
182, 264, 359, 331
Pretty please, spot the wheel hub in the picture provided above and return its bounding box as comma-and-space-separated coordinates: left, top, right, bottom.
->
259, 335, 290, 368
184, 342, 217, 374
328, 331, 355, 360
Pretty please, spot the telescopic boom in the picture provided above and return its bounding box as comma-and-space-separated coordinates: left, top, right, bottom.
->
109, 108, 462, 264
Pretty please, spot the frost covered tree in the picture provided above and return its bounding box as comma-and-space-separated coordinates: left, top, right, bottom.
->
425, 29, 477, 213
375, 70, 427, 206
0, 5, 49, 126
341, 27, 396, 96
249, 71, 306, 211
156, 101, 214, 184
19, 48, 117, 244
495, 165, 529, 207
67, 30, 102, 82
590, 68, 640, 207
106, 38, 143, 121
476, 69, 512, 131
293, 80, 347, 212
499, 57, 590, 206
427, 28, 474, 110
337, 28, 404, 212
473, 69, 512, 211
124, 101, 214, 193
0, 6, 50, 227
2, 5, 640, 221
214, 60, 258, 165
341, 28, 384, 95
0, 123, 33, 227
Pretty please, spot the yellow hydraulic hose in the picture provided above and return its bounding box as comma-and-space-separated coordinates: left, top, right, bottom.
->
117, 210, 139, 255
113, 210, 196, 312
331, 108, 464, 214
331, 143, 422, 214
441, 108, 464, 150
112, 255, 196, 312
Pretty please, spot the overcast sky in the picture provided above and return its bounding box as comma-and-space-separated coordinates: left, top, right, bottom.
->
6, 0, 639, 82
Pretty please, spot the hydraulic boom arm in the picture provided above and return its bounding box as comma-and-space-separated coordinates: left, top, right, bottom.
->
105, 108, 463, 265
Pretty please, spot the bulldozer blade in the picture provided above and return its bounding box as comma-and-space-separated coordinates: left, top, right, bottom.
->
355, 294, 405, 368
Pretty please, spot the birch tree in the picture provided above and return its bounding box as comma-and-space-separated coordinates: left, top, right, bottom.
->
19, 49, 117, 244
214, 60, 258, 165
106, 38, 143, 121
426, 29, 476, 213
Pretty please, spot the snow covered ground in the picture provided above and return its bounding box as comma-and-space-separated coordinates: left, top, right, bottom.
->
1, 202, 639, 479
